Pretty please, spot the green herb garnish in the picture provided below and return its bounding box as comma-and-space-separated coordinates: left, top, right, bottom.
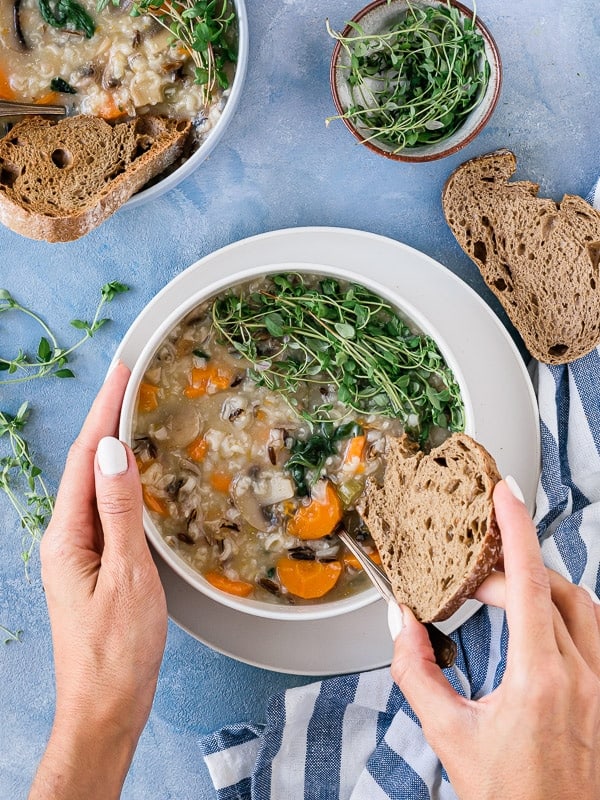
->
130, 0, 237, 106
38, 0, 96, 38
50, 77, 77, 94
0, 282, 129, 385
327, 1, 490, 151
212, 274, 464, 446
0, 403, 54, 580
286, 422, 363, 496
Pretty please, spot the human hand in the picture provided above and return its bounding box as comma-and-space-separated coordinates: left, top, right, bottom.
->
390, 478, 600, 800
29, 363, 167, 800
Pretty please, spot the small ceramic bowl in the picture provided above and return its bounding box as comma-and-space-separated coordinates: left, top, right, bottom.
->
329, 0, 502, 162
125, 0, 248, 209
120, 262, 475, 621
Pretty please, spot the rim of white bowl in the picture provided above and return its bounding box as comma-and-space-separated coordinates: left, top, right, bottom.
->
124, 0, 249, 210
120, 262, 475, 621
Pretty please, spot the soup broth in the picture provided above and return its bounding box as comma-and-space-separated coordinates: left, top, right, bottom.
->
132, 274, 464, 605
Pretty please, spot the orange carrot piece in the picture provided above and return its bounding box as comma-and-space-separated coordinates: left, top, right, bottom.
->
287, 481, 343, 540
277, 557, 342, 599
183, 364, 234, 399
186, 435, 208, 462
135, 456, 156, 474
343, 548, 382, 571
35, 91, 60, 106
210, 471, 232, 493
0, 68, 16, 100
342, 435, 366, 473
97, 92, 127, 121
205, 571, 253, 597
143, 487, 169, 516
137, 382, 160, 413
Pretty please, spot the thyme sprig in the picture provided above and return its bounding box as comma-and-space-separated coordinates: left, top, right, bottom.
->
130, 0, 237, 106
212, 274, 464, 445
0, 404, 54, 580
0, 282, 128, 385
327, 1, 490, 151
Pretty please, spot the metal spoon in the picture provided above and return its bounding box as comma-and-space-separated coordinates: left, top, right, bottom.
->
336, 526, 458, 669
0, 99, 66, 117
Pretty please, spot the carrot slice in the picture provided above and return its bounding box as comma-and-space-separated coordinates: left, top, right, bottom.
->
287, 481, 343, 540
277, 557, 342, 599
183, 364, 234, 399
35, 91, 60, 106
142, 487, 169, 516
97, 92, 127, 120
186, 434, 208, 462
0, 68, 16, 100
343, 548, 382, 570
135, 456, 156, 474
210, 471, 232, 493
137, 382, 160, 413
205, 571, 254, 597
342, 435, 366, 473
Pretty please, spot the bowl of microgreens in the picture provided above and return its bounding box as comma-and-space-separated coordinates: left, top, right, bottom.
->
119, 262, 474, 621
327, 0, 501, 162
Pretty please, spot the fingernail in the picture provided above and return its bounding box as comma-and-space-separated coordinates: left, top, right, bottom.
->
387, 601, 404, 641
581, 584, 600, 605
97, 437, 128, 476
504, 475, 525, 503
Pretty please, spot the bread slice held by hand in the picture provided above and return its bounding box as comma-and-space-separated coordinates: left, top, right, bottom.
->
358, 433, 501, 623
442, 149, 600, 364
0, 114, 192, 242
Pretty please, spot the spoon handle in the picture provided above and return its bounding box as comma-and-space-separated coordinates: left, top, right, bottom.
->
0, 100, 66, 117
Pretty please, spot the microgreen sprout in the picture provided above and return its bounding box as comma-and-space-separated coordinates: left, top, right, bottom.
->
327, 1, 490, 152
0, 281, 129, 385
0, 625, 22, 645
0, 403, 54, 580
212, 274, 464, 447
129, 0, 237, 107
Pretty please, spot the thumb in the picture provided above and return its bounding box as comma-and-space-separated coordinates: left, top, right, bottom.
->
95, 437, 149, 564
390, 604, 468, 743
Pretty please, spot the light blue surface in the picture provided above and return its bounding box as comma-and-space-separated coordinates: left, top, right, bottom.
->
0, 1, 597, 796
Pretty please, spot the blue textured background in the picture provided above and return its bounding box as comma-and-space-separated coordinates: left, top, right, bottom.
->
0, 1, 597, 796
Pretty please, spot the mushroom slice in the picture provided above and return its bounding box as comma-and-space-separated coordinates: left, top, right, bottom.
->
231, 468, 295, 533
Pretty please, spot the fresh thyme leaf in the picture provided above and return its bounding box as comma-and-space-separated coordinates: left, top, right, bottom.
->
130, 0, 237, 107
212, 274, 464, 446
0, 282, 129, 385
38, 0, 96, 38
0, 404, 55, 580
326, 1, 490, 152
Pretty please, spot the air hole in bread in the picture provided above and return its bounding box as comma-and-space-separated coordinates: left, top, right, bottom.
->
587, 242, 600, 270
591, 277, 597, 290
0, 163, 21, 187
473, 240, 487, 264
481, 215, 490, 227
433, 457, 448, 468
51, 149, 73, 169
517, 242, 526, 256
549, 343, 569, 357
425, 517, 432, 530
445, 531, 454, 542
494, 278, 507, 292
446, 480, 460, 494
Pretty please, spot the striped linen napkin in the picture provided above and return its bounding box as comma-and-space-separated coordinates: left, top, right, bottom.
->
200, 201, 600, 800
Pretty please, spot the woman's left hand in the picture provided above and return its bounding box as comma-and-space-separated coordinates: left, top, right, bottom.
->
29, 363, 167, 800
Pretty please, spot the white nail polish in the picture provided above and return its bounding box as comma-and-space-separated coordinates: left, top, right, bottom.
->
581, 584, 600, 606
97, 437, 128, 476
504, 474, 525, 503
387, 601, 404, 641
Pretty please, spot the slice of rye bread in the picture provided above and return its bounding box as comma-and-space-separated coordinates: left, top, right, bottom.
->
357, 433, 501, 623
0, 114, 192, 242
442, 149, 600, 365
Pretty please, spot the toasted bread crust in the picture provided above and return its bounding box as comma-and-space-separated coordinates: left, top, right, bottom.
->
358, 433, 501, 623
442, 149, 600, 364
0, 114, 192, 242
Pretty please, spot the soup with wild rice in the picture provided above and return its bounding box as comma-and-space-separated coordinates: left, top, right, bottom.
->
132, 273, 465, 605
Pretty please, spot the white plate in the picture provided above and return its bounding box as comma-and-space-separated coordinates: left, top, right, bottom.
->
113, 227, 540, 676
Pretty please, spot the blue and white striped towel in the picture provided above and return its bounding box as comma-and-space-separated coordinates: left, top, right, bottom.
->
200, 201, 600, 800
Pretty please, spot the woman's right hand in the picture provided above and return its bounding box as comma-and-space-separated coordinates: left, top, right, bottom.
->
389, 478, 600, 800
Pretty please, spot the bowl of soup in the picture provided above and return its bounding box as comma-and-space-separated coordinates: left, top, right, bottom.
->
120, 265, 474, 620
0, 0, 248, 207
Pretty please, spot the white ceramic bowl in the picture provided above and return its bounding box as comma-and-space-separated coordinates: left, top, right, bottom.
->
329, 0, 502, 162
120, 262, 475, 621
125, 0, 249, 209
